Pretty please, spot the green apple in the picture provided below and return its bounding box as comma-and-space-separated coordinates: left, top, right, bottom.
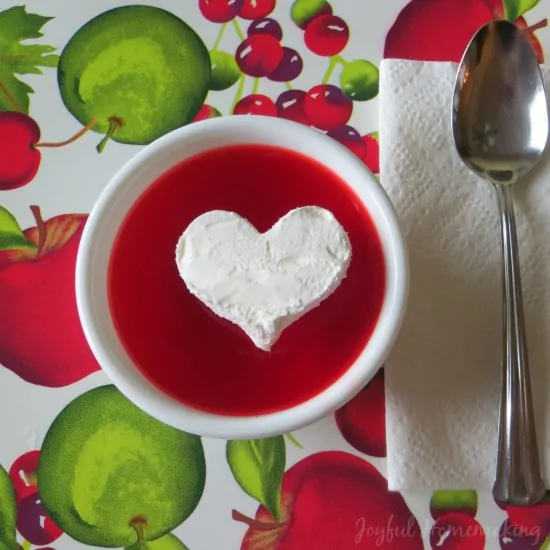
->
58, 5, 210, 150
38, 385, 206, 547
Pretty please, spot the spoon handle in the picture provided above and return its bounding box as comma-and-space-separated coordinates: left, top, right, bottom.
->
492, 184, 545, 506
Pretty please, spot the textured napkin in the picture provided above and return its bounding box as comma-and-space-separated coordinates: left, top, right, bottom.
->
380, 60, 550, 491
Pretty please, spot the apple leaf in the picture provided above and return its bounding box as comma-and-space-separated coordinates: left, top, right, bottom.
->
502, 0, 540, 21
0, 206, 36, 251
227, 436, 285, 521
0, 6, 59, 114
0, 465, 18, 550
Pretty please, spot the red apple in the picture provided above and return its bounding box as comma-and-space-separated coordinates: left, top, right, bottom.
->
430, 513, 485, 550
384, 0, 546, 63
193, 104, 222, 122
0, 211, 100, 387
499, 518, 548, 548
9, 450, 40, 503
237, 451, 422, 549
362, 134, 380, 175
506, 501, 550, 542
335, 369, 386, 457
0, 111, 41, 190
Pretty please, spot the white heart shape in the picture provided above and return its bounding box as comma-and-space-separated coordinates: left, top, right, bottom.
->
175, 206, 352, 351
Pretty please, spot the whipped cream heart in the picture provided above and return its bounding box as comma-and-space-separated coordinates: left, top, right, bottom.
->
175, 206, 352, 351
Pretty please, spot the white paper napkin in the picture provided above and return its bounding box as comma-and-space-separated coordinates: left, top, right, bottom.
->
380, 59, 550, 491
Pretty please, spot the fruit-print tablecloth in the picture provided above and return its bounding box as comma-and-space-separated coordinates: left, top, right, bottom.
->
0, 1, 548, 548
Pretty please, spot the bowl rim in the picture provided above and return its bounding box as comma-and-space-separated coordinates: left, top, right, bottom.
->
76, 115, 409, 439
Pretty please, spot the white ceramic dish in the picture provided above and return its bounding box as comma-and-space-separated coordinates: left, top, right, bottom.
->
75, 115, 409, 439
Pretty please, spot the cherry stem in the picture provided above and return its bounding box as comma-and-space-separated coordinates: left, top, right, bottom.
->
285, 432, 303, 449
232, 509, 286, 531
284, 81, 292, 91
322, 56, 340, 84
35, 118, 98, 148
336, 54, 349, 66
527, 18, 548, 33
29, 205, 46, 257
96, 117, 124, 153
231, 74, 246, 113
233, 18, 245, 41
20, 540, 31, 550
212, 22, 227, 51
252, 77, 260, 94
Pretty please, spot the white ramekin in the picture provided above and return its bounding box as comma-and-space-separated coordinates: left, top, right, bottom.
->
76, 115, 408, 439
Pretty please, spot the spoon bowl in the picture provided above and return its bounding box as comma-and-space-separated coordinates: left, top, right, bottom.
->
452, 20, 548, 506
453, 20, 548, 184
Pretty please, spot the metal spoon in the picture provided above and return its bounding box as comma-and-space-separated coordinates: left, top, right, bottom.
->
452, 20, 548, 506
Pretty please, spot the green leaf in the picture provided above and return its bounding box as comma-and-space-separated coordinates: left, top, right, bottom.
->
0, 206, 36, 251
502, 0, 540, 21
0, 465, 18, 549
227, 437, 285, 521
0, 6, 59, 113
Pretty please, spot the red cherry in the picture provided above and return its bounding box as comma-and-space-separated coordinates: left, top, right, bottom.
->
193, 104, 222, 122
234, 94, 277, 116
430, 513, 485, 550
361, 134, 379, 174
335, 369, 385, 456
235, 34, 284, 77
0, 111, 41, 190
17, 493, 63, 545
305, 15, 349, 57
268, 47, 303, 82
239, 0, 276, 19
9, 450, 40, 503
199, 0, 244, 23
276, 89, 309, 125
247, 18, 283, 41
327, 125, 365, 159
304, 84, 352, 131
295, 2, 333, 30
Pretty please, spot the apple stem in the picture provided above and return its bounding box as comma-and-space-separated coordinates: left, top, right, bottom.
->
129, 516, 147, 547
232, 509, 286, 531
29, 205, 46, 257
527, 18, 548, 33
35, 118, 98, 148
96, 116, 125, 154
